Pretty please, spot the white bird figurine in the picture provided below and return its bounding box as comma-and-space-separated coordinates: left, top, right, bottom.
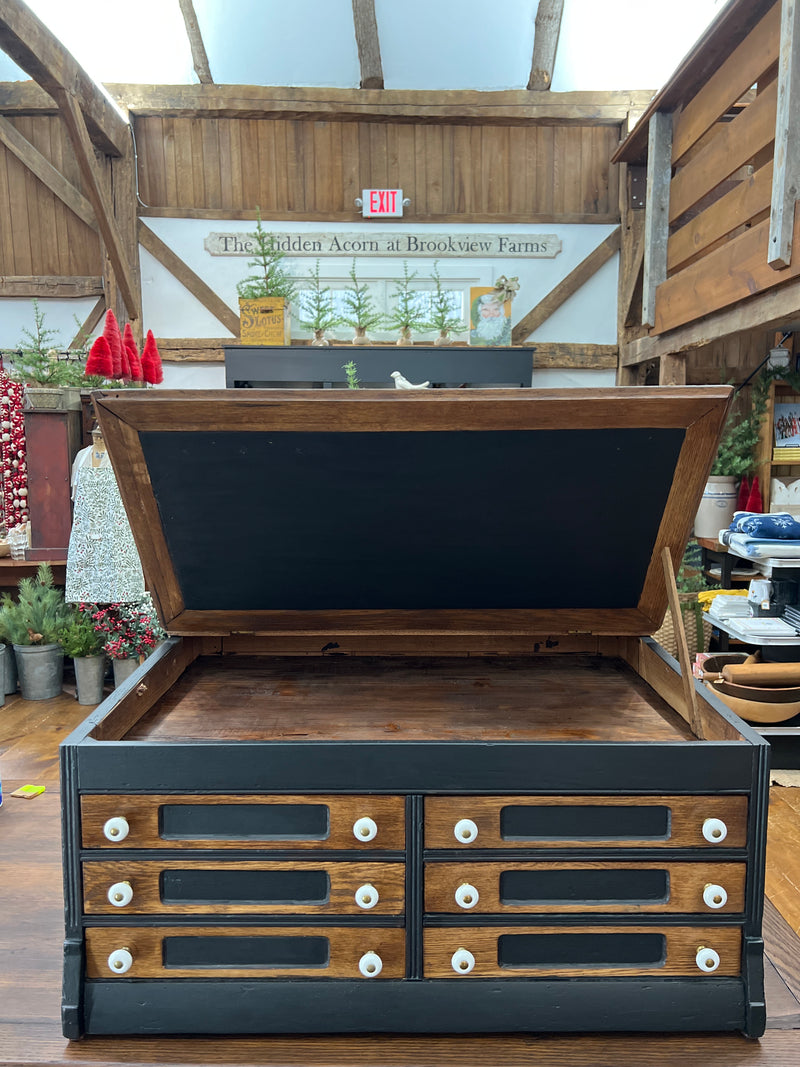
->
391, 370, 431, 390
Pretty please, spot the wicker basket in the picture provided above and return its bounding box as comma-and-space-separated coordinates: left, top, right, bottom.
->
653, 592, 713, 657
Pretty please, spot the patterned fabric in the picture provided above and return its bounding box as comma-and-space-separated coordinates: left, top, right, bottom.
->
728, 512, 800, 539
719, 530, 800, 559
65, 447, 145, 604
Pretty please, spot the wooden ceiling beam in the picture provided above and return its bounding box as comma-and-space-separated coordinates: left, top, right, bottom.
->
0, 112, 97, 229
0, 275, 102, 297
352, 0, 384, 90
52, 86, 137, 320
101, 84, 654, 126
178, 0, 213, 85
0, 0, 129, 156
528, 0, 564, 91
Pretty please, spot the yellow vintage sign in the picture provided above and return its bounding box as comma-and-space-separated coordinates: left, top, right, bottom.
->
238, 298, 291, 345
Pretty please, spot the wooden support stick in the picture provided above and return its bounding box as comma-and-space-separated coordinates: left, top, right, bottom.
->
661, 546, 705, 740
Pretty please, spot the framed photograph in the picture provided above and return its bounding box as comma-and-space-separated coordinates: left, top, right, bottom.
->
469, 287, 512, 346
774, 403, 800, 447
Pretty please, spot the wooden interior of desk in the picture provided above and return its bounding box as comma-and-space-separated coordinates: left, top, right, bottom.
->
122, 654, 695, 744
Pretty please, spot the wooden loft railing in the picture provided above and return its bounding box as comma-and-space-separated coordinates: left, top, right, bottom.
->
614, 0, 800, 381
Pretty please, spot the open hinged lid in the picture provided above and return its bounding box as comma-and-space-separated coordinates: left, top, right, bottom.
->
93, 387, 731, 640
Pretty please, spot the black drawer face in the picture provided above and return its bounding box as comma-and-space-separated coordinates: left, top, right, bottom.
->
160, 869, 331, 906
160, 804, 329, 841
500, 805, 670, 841
163, 934, 330, 970
497, 932, 666, 969
499, 868, 668, 905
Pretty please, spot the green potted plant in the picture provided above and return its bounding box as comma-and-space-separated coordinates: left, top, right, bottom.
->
298, 260, 341, 346
696, 369, 772, 538
340, 259, 383, 344
0, 563, 72, 699
426, 261, 467, 346
58, 605, 108, 705
236, 210, 296, 345
11, 299, 88, 409
385, 262, 427, 345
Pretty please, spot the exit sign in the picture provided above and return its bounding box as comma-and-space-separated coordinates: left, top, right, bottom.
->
362, 188, 403, 218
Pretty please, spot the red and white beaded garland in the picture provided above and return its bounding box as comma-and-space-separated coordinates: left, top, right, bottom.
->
0, 368, 28, 531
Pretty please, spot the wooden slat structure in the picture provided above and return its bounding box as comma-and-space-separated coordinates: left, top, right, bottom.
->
614, 0, 800, 387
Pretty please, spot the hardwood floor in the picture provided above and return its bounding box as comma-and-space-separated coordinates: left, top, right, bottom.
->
2, 688, 800, 1065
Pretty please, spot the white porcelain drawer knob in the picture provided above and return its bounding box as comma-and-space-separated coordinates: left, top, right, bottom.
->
455, 883, 479, 910
353, 816, 378, 842
358, 951, 383, 977
355, 883, 379, 910
102, 817, 130, 843
702, 818, 728, 843
451, 948, 476, 974
696, 946, 720, 972
107, 948, 133, 974
703, 883, 728, 910
453, 818, 478, 844
107, 881, 133, 908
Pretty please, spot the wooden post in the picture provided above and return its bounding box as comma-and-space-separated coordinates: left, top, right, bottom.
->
642, 112, 672, 327
768, 0, 800, 269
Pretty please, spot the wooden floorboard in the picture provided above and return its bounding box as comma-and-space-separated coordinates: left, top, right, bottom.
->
2, 688, 800, 1063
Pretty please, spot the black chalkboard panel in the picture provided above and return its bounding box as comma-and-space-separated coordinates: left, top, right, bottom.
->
139, 427, 684, 612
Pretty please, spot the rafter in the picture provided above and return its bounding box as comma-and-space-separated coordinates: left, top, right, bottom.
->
528, 0, 564, 91
178, 0, 213, 84
52, 86, 137, 319
0, 0, 129, 156
352, 0, 384, 90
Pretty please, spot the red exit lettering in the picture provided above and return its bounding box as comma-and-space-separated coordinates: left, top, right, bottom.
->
363, 189, 402, 216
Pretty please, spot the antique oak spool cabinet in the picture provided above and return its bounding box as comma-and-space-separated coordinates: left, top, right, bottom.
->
60, 386, 769, 1038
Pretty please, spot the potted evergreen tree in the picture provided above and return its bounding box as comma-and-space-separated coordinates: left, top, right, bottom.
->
0, 563, 72, 699
426, 261, 467, 346
340, 260, 383, 344
12, 299, 87, 409
237, 211, 296, 344
58, 605, 108, 705
385, 263, 427, 345
298, 260, 341, 345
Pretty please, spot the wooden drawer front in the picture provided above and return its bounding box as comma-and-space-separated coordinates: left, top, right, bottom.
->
86, 926, 405, 979
425, 861, 746, 914
83, 859, 405, 915
424, 796, 748, 850
424, 926, 742, 978
81, 795, 405, 850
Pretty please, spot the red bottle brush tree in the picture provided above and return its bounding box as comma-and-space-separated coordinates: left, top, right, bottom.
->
122, 323, 143, 382
102, 310, 124, 378
140, 331, 163, 385
85, 336, 113, 378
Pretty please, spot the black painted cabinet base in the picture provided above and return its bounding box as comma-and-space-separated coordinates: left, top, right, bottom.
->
78, 978, 752, 1037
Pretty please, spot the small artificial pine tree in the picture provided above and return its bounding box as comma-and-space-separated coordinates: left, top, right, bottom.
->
298, 260, 341, 343
339, 259, 383, 342
426, 260, 467, 343
236, 210, 297, 302
13, 299, 85, 386
342, 360, 360, 389
384, 262, 428, 343
0, 563, 72, 645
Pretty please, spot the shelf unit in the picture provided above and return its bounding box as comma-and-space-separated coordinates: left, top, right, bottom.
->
755, 339, 800, 513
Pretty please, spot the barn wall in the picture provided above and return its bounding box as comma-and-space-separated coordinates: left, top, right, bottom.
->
133, 116, 620, 221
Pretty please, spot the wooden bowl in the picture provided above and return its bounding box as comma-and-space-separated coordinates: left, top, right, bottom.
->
705, 680, 800, 724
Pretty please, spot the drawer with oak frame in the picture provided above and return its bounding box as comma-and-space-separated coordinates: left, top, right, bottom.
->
424, 925, 742, 978
85, 925, 405, 979
81, 794, 405, 851
83, 859, 405, 915
425, 861, 745, 914
424, 796, 748, 850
